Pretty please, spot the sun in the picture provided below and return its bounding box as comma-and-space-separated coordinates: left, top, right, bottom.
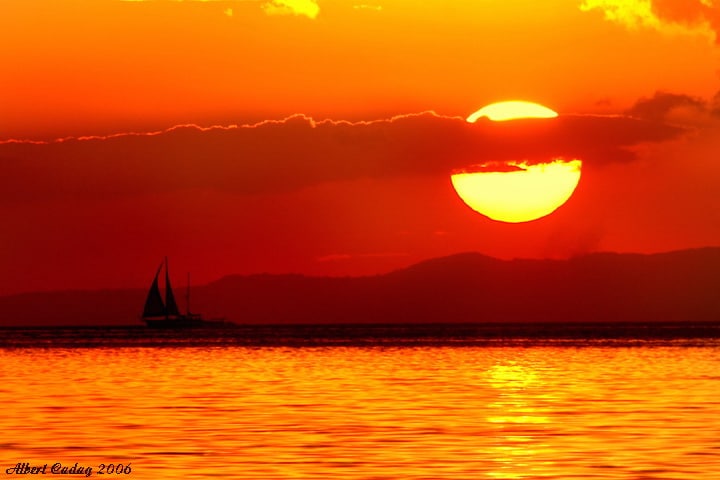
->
451, 160, 582, 223
466, 101, 558, 122
452, 101, 581, 223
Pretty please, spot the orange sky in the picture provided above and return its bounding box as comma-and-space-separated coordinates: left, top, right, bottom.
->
1, 0, 719, 295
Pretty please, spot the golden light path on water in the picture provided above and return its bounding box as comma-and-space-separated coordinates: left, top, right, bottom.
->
1, 344, 719, 479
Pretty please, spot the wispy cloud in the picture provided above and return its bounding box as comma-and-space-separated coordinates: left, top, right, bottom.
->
119, 0, 321, 19
353, 4, 382, 11
316, 252, 407, 263
627, 91, 706, 119
624, 90, 720, 126
580, 0, 720, 43
262, 0, 320, 19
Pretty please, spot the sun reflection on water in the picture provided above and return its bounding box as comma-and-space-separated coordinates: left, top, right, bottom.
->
484, 361, 554, 478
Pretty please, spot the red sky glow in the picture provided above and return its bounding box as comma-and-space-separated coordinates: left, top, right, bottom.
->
1, 0, 719, 295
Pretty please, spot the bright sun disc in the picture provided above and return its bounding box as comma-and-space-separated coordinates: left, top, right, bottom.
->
467, 101, 558, 122
451, 159, 582, 223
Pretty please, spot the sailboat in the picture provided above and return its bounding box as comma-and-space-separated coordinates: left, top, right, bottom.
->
142, 258, 226, 328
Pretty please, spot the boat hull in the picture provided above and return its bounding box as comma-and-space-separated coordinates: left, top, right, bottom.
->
143, 315, 231, 329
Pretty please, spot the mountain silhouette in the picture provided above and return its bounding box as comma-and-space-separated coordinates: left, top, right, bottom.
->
1, 248, 718, 326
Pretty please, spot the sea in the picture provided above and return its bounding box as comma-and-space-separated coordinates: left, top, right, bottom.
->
1, 322, 719, 480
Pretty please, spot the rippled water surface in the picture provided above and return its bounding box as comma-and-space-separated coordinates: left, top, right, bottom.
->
1, 327, 719, 479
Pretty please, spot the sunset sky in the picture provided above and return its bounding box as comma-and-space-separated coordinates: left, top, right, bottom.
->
1, 0, 719, 295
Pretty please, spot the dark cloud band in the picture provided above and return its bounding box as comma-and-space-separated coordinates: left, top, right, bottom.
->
0, 112, 683, 203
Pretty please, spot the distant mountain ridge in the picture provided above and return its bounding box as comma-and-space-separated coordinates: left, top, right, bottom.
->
1, 248, 719, 326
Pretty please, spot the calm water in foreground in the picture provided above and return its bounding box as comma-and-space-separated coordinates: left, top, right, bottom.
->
1, 324, 719, 479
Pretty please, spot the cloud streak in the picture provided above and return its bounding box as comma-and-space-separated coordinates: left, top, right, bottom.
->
580, 0, 720, 43
0, 112, 683, 204
262, 0, 319, 18
119, 0, 321, 19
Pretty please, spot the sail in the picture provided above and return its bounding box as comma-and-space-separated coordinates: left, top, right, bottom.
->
143, 263, 166, 318
165, 259, 181, 317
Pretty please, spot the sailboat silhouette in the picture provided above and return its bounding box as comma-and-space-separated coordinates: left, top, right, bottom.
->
142, 258, 226, 328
